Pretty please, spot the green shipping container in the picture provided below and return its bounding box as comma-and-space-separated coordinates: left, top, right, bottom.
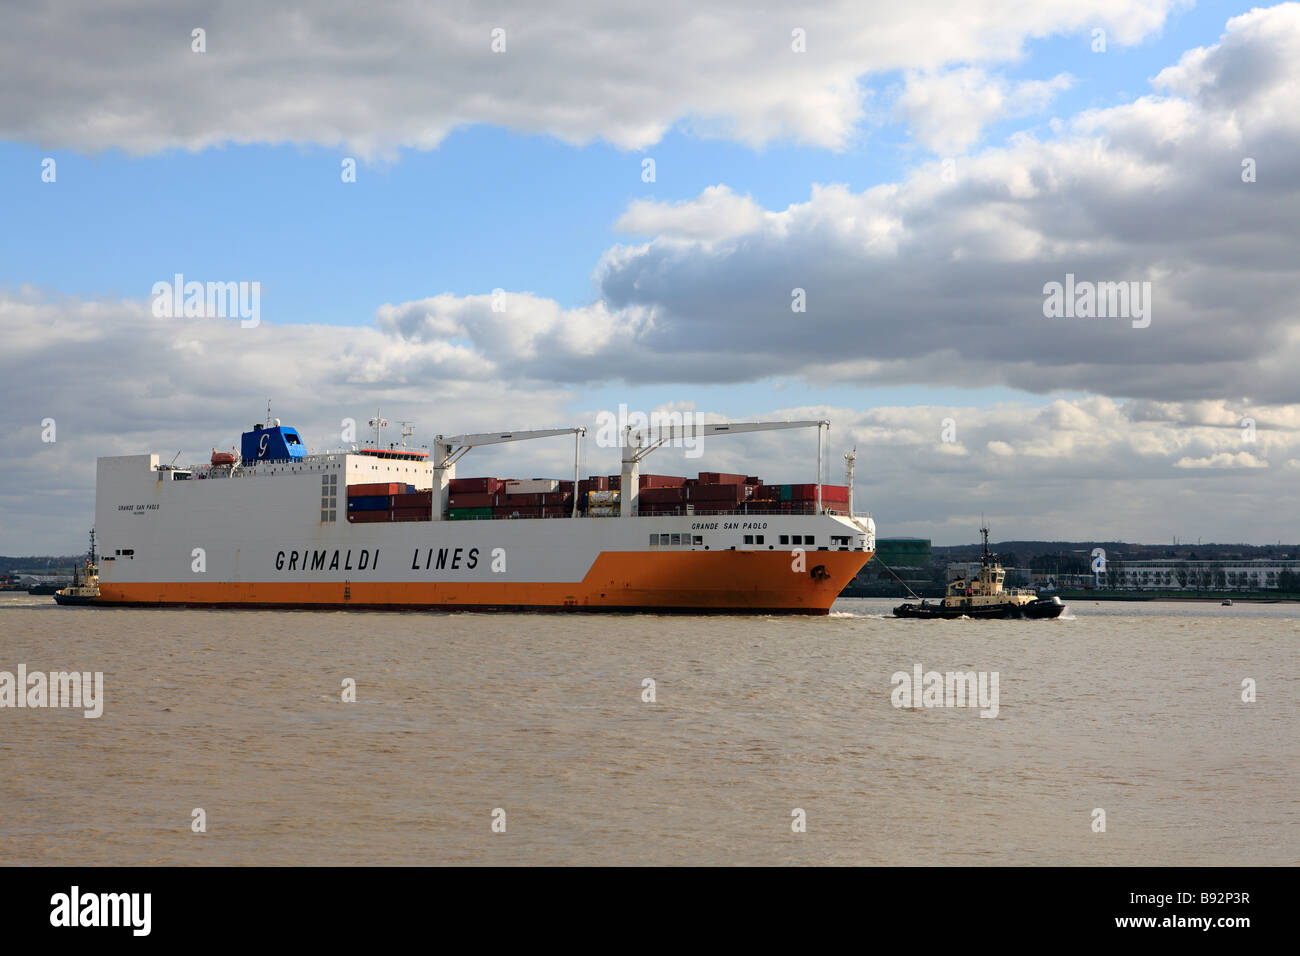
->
447, 507, 493, 520
779, 484, 793, 502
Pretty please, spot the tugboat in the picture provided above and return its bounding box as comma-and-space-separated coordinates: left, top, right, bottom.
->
53, 530, 101, 607
894, 526, 1065, 620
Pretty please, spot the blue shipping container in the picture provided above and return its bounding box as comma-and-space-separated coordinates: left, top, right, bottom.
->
347, 495, 391, 511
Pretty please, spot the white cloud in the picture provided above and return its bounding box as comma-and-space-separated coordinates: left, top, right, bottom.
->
614, 186, 768, 240
895, 68, 1073, 153
0, 0, 1178, 155
1174, 452, 1269, 469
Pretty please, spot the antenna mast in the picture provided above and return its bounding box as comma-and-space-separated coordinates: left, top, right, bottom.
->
368, 409, 388, 448
844, 447, 856, 517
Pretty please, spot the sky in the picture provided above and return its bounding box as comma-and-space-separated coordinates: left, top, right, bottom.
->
2, 0, 1299, 552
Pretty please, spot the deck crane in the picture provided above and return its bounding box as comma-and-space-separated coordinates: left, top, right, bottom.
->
619, 420, 830, 517
432, 427, 587, 520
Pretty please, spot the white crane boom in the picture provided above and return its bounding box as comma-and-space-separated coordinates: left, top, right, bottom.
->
431, 427, 587, 521
437, 427, 584, 449
621, 419, 830, 517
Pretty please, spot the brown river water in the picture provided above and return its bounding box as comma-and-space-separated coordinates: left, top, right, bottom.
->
1, 595, 1296, 865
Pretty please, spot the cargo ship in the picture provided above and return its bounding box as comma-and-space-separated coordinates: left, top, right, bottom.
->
79, 411, 875, 614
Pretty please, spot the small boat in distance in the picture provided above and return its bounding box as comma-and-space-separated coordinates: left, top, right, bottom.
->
1221, 599, 1233, 606
894, 526, 1065, 620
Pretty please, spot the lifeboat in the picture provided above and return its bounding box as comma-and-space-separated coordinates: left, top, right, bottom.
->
211, 448, 239, 466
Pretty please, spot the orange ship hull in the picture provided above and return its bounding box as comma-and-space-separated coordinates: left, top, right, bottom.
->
93, 549, 871, 614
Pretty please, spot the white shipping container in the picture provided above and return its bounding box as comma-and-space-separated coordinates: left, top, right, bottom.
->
505, 478, 559, 493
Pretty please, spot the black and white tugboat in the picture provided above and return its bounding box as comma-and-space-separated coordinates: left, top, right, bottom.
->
53, 530, 100, 607
893, 526, 1065, 620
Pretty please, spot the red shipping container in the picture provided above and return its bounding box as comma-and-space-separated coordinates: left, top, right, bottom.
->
585, 475, 609, 491
447, 492, 493, 508
502, 493, 543, 507
640, 487, 687, 504
391, 491, 432, 508
542, 491, 572, 506
348, 482, 403, 497
639, 473, 687, 489
348, 511, 391, 523
692, 483, 745, 501
392, 508, 430, 521
697, 472, 746, 485
495, 505, 541, 518
448, 477, 501, 494
820, 485, 849, 502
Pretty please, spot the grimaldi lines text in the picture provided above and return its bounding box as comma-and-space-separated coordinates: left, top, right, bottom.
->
88, 417, 875, 614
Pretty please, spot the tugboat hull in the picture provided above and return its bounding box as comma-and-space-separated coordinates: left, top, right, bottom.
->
894, 598, 1065, 620
53, 591, 100, 606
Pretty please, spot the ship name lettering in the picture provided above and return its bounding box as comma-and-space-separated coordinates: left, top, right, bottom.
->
691, 522, 718, 530
277, 548, 377, 573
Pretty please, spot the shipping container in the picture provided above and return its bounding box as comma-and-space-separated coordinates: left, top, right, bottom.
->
446, 492, 493, 509
541, 491, 572, 506
820, 484, 849, 502
346, 495, 391, 511
584, 475, 609, 492
348, 482, 404, 497
639, 474, 687, 489
501, 492, 544, 507
392, 508, 430, 521
391, 491, 433, 509
639, 487, 688, 504
447, 507, 493, 520
587, 490, 619, 505
697, 472, 746, 485
352, 512, 389, 523
494, 505, 541, 518
504, 478, 559, 494
692, 483, 745, 501
448, 477, 501, 494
